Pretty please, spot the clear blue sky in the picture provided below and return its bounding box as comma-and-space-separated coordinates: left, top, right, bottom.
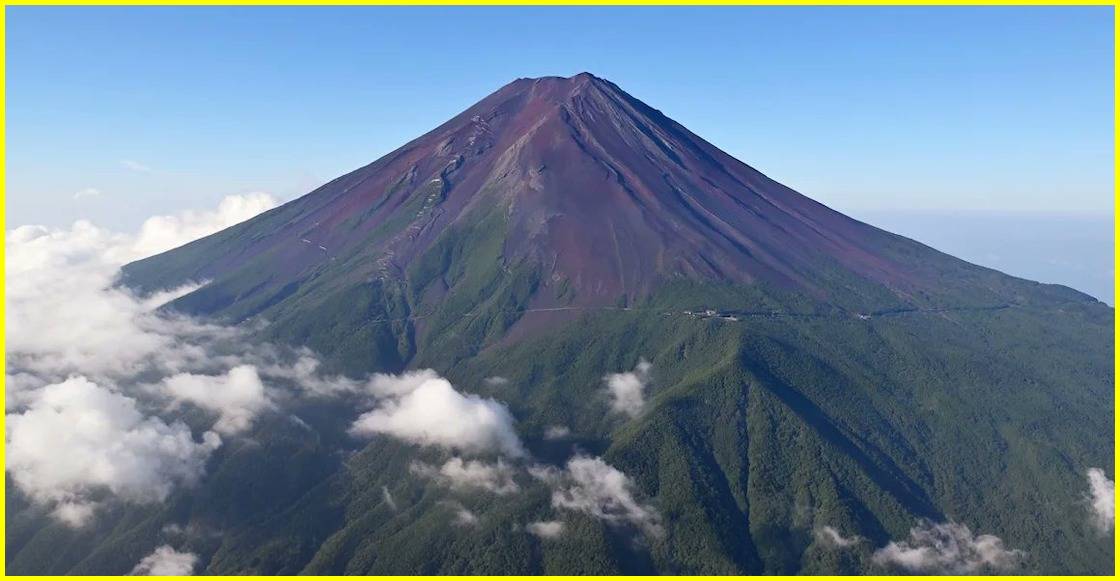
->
7, 6, 1114, 231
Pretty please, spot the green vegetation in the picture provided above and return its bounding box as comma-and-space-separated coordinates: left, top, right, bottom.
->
40, 177, 1112, 575
8, 275, 1112, 574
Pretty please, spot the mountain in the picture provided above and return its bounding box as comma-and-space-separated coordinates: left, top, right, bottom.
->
9, 74, 1112, 575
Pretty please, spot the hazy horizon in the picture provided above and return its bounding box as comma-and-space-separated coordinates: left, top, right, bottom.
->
855, 209, 1114, 304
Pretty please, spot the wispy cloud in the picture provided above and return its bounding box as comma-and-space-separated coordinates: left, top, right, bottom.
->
410, 457, 520, 495
543, 425, 571, 440
381, 486, 398, 511
814, 525, 862, 548
120, 159, 154, 173
531, 455, 662, 539
130, 545, 198, 576
72, 187, 102, 200
441, 501, 479, 527
871, 520, 1024, 574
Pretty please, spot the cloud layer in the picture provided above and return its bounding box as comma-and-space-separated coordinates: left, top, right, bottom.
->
6, 208, 525, 526
6, 192, 278, 388
5, 194, 277, 524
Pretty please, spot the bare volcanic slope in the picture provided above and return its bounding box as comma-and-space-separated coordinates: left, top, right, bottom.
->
122, 73, 1092, 370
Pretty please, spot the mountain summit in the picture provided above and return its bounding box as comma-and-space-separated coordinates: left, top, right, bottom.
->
125, 74, 1085, 339
98, 75, 1112, 575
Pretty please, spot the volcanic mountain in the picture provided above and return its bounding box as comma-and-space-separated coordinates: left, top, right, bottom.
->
123, 73, 1083, 358
17, 74, 1110, 575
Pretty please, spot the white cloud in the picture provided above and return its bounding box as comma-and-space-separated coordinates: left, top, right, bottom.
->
349, 371, 525, 457
543, 425, 571, 440
53, 501, 98, 528
256, 353, 372, 398
526, 520, 565, 539
531, 456, 662, 538
410, 457, 520, 495
442, 501, 479, 527
130, 545, 198, 576
132, 192, 278, 257
5, 193, 277, 387
120, 159, 154, 173
4, 195, 280, 525
1086, 467, 1114, 533
6, 221, 192, 384
73, 187, 102, 200
604, 359, 652, 418
814, 525, 861, 548
162, 365, 272, 435
871, 520, 1024, 574
484, 376, 509, 387
5, 377, 221, 526
367, 368, 443, 397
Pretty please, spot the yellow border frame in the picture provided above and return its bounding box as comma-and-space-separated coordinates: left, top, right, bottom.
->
0, 2, 1114, 579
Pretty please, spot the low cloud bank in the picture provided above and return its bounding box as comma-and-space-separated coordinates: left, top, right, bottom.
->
6, 192, 278, 389
5, 194, 279, 525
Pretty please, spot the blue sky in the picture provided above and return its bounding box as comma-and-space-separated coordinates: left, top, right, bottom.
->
7, 6, 1114, 231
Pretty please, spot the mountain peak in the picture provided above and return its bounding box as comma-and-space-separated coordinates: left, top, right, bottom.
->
497, 71, 611, 108
124, 74, 1088, 327
103, 73, 1110, 579
516, 71, 600, 84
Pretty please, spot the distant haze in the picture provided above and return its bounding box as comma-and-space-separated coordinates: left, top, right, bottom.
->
856, 210, 1114, 304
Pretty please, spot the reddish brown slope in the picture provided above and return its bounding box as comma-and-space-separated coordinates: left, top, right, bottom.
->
124, 73, 1089, 315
